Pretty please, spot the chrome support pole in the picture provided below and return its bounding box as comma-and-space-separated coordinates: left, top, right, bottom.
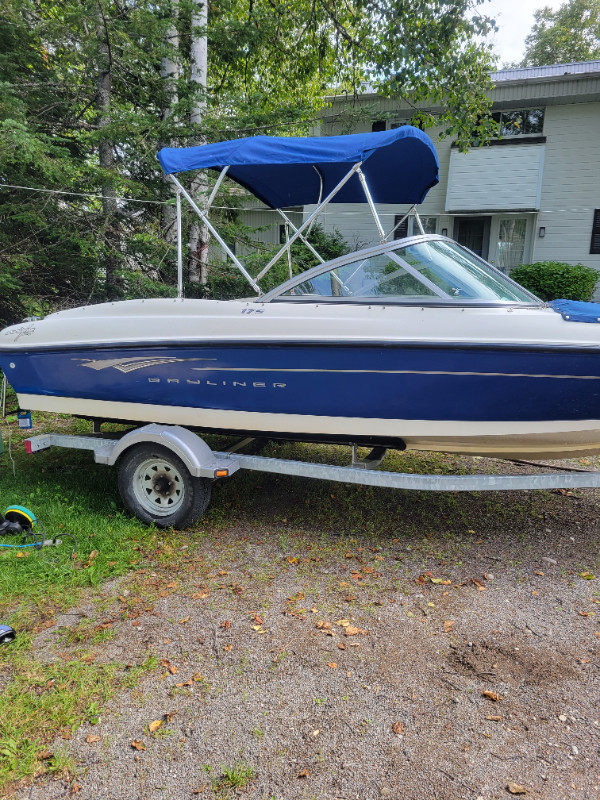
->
384, 205, 416, 242
169, 174, 262, 296
285, 222, 293, 280
357, 167, 385, 242
276, 209, 325, 264
176, 188, 183, 299
414, 209, 425, 234
206, 165, 229, 212
256, 162, 363, 282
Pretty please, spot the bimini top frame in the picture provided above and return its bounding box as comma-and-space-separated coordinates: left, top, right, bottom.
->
157, 127, 440, 297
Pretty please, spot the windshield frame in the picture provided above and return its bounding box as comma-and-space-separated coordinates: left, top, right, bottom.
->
258, 234, 543, 307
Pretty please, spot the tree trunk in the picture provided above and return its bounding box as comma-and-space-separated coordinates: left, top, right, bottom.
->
188, 0, 209, 287
96, 2, 118, 300
161, 0, 180, 252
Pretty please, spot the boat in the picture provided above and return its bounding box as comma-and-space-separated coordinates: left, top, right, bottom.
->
2, 126, 600, 461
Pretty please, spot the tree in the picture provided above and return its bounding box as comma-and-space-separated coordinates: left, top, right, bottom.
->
0, 0, 498, 321
521, 0, 600, 66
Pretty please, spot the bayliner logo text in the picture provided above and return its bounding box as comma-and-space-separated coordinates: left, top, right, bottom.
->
76, 357, 287, 389
147, 378, 287, 389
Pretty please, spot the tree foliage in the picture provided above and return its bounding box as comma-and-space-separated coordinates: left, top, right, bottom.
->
521, 0, 600, 66
0, 0, 498, 325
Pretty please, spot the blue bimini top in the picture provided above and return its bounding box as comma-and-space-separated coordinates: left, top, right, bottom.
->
549, 299, 600, 323
157, 127, 439, 210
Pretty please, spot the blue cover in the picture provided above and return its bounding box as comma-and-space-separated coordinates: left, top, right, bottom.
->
157, 127, 439, 209
549, 299, 600, 323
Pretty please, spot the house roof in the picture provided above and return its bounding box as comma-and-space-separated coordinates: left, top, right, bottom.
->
492, 60, 600, 84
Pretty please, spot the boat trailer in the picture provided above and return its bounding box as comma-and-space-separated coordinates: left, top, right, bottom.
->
22, 423, 600, 529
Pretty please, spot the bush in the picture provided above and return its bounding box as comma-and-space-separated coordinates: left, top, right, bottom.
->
199, 223, 350, 300
510, 261, 599, 302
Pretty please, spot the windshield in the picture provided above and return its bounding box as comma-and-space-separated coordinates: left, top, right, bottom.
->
273, 239, 537, 304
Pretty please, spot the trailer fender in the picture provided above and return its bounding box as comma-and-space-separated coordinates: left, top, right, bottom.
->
97, 424, 238, 479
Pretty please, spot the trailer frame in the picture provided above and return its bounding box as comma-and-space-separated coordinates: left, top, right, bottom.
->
22, 423, 600, 529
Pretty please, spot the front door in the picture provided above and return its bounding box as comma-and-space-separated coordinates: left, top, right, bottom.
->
454, 217, 491, 259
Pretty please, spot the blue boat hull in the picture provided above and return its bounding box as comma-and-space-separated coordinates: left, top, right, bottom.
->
3, 340, 600, 427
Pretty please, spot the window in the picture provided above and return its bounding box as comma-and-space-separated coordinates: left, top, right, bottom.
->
278, 240, 537, 303
591, 210, 600, 255
491, 108, 544, 136
496, 218, 527, 271
393, 216, 436, 238
420, 216, 437, 234
393, 216, 409, 239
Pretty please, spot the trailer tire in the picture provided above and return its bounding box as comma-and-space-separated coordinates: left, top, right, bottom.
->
117, 443, 211, 529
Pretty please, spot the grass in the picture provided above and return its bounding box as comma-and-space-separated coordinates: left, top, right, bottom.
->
212, 762, 256, 797
0, 638, 120, 786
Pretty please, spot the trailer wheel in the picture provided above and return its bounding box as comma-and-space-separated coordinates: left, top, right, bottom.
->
117, 444, 211, 529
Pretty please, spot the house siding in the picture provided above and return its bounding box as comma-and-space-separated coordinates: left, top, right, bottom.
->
532, 102, 600, 269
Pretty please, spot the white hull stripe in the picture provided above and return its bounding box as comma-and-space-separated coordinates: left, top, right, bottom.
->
17, 393, 600, 439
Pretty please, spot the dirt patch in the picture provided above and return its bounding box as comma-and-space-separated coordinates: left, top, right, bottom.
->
449, 637, 580, 687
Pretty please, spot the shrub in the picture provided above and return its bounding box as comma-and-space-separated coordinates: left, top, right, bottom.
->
510, 261, 598, 302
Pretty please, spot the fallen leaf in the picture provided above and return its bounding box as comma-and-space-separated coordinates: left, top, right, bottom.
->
443, 620, 455, 633
298, 768, 309, 778
88, 550, 99, 560
486, 715, 502, 721
38, 750, 53, 760
179, 617, 190, 624
316, 620, 332, 630
70, 783, 82, 794
507, 782, 527, 795
224, 644, 233, 652
192, 591, 209, 600
165, 711, 178, 722
166, 581, 178, 588
148, 720, 162, 733
252, 613, 263, 625
167, 664, 178, 675
392, 721, 404, 735
326, 662, 338, 669
579, 571, 595, 580
579, 611, 594, 617
482, 691, 502, 702
345, 625, 368, 636
85, 735, 101, 744
220, 620, 232, 630
131, 740, 146, 751
336, 619, 351, 627
337, 642, 346, 650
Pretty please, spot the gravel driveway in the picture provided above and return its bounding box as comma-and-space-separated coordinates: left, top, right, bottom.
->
15, 449, 600, 800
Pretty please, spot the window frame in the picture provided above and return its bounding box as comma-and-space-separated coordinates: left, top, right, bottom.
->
259, 234, 543, 307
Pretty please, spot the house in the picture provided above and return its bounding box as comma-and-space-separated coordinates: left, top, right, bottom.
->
239, 60, 600, 277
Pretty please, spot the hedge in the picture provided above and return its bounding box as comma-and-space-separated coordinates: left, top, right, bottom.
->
510, 261, 598, 302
